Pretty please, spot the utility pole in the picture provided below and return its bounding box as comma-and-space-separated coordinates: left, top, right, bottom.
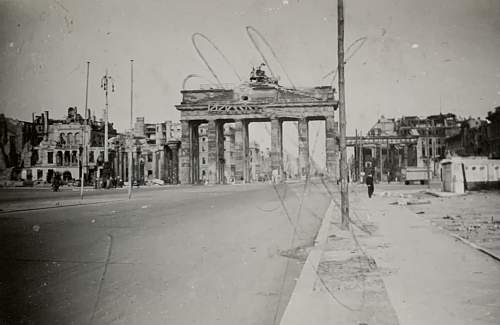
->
379, 144, 383, 182
338, 0, 349, 229
81, 61, 90, 200
355, 129, 358, 182
101, 71, 115, 164
358, 130, 363, 183
128, 60, 134, 200
426, 123, 432, 189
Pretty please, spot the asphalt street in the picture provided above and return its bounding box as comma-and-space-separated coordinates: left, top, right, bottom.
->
0, 180, 331, 325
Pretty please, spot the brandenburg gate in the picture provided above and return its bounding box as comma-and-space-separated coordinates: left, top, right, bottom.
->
175, 68, 339, 184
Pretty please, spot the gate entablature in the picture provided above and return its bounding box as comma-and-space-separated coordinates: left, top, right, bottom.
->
178, 83, 336, 120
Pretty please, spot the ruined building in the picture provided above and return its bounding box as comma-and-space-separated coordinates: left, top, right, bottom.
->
25, 107, 117, 183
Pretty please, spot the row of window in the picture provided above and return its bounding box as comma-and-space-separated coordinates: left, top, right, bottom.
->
59, 132, 82, 145
45, 151, 104, 164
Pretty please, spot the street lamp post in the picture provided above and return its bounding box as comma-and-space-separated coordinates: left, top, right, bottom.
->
100, 71, 115, 164
128, 59, 134, 199
81, 61, 90, 199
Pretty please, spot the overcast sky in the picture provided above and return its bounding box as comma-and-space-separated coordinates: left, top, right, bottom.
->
1, 0, 500, 137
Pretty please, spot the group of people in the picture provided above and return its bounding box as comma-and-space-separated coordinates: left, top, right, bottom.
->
93, 176, 124, 189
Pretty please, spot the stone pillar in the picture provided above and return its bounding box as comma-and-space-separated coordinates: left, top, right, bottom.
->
217, 122, 226, 183
160, 148, 166, 180
179, 120, 191, 184
165, 148, 171, 183
207, 120, 219, 184
298, 118, 309, 178
271, 117, 283, 179
168, 142, 180, 184
379, 144, 384, 182
123, 152, 127, 181
403, 145, 408, 169
116, 149, 121, 180
243, 121, 249, 182
234, 120, 249, 183
234, 120, 248, 183
152, 151, 157, 179
325, 115, 338, 181
191, 125, 200, 184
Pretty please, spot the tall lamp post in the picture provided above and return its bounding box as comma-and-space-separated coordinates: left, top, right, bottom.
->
81, 61, 90, 199
100, 71, 115, 166
128, 60, 134, 199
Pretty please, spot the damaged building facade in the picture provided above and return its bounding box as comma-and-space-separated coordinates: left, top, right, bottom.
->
0, 114, 37, 181
25, 107, 118, 184
115, 117, 182, 185
349, 113, 461, 182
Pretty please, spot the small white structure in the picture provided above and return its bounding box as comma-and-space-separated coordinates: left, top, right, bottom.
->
441, 157, 500, 193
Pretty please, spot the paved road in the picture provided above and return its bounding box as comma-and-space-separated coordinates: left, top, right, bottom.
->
0, 180, 332, 325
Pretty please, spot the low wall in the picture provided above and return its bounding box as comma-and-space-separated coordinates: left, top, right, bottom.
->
441, 157, 500, 192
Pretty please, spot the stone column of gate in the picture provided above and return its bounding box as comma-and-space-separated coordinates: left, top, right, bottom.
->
403, 145, 408, 168
298, 117, 310, 178
271, 117, 283, 180
168, 142, 180, 184
191, 124, 200, 184
207, 120, 220, 184
234, 119, 248, 183
165, 148, 172, 183
325, 115, 338, 182
152, 150, 157, 179
159, 148, 165, 180
217, 122, 225, 183
241, 120, 250, 182
179, 120, 192, 184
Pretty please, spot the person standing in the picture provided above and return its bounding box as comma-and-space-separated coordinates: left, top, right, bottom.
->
366, 173, 374, 198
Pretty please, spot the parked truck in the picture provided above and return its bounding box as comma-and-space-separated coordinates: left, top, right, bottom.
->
402, 167, 430, 185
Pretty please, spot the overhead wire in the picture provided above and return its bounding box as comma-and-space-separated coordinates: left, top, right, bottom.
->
182, 74, 219, 90
246, 26, 296, 89
191, 32, 243, 88
322, 36, 367, 86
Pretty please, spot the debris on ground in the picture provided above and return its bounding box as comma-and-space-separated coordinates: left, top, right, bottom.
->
407, 190, 500, 258
278, 244, 312, 261
390, 198, 431, 206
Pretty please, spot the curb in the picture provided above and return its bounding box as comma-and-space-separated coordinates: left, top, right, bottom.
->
430, 221, 500, 262
279, 198, 336, 325
425, 190, 466, 198
0, 198, 127, 214
451, 233, 500, 262
417, 213, 500, 263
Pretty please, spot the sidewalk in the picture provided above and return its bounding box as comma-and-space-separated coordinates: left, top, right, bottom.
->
280, 186, 500, 325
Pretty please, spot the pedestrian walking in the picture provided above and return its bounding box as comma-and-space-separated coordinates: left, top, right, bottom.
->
52, 172, 61, 192
366, 173, 374, 198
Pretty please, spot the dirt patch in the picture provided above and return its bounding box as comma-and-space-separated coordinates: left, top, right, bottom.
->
407, 191, 500, 258
316, 255, 399, 325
